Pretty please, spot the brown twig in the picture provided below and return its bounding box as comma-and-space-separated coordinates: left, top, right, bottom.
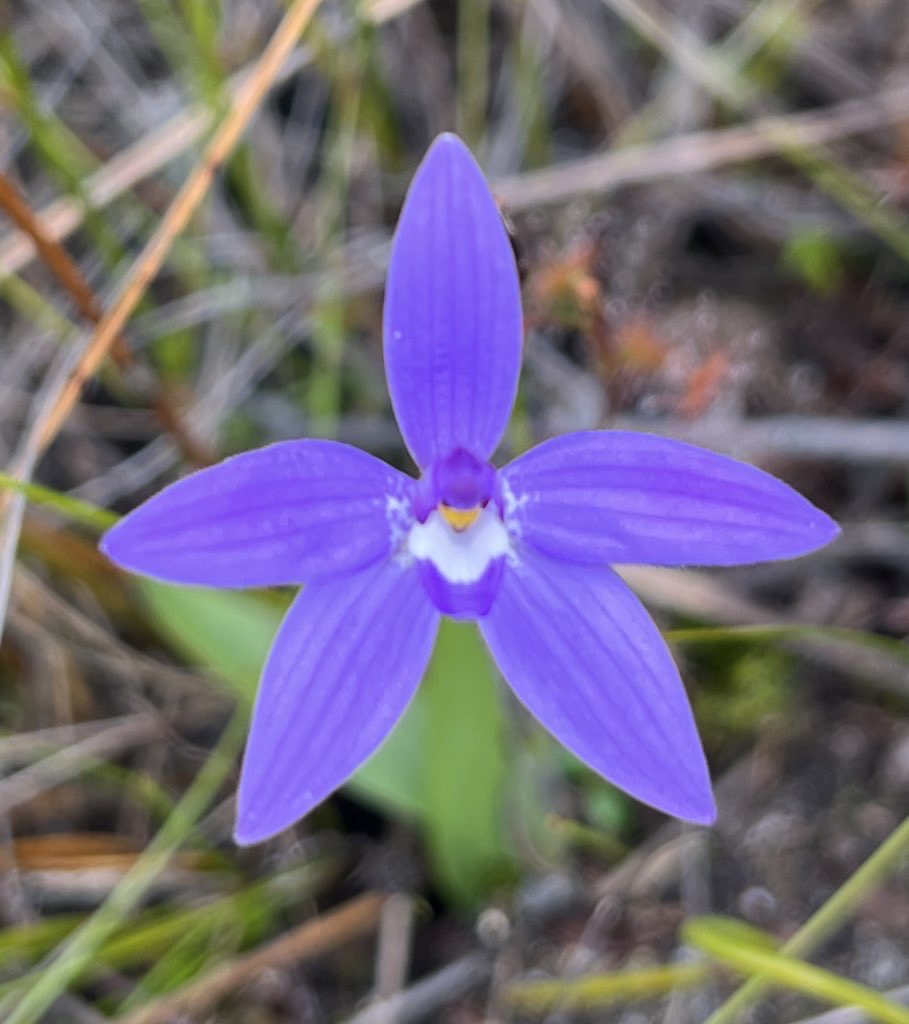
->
0, 173, 209, 466
116, 892, 387, 1024
0, 173, 131, 366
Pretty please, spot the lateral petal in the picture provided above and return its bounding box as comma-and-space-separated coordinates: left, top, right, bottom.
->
101, 440, 413, 587
235, 559, 440, 844
479, 553, 715, 824
384, 133, 523, 468
503, 431, 839, 567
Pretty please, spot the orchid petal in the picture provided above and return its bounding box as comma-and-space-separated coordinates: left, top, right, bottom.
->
235, 559, 440, 844
479, 553, 715, 823
384, 133, 523, 468
101, 441, 413, 587
503, 431, 839, 567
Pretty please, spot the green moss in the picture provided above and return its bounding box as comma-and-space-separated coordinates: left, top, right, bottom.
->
693, 646, 794, 750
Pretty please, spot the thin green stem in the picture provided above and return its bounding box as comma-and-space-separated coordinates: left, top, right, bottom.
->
688, 917, 909, 1024
508, 961, 712, 1011
0, 473, 118, 532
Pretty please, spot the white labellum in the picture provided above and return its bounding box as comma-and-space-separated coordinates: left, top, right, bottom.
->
407, 506, 510, 583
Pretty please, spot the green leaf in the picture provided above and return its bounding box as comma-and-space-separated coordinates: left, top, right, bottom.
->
139, 581, 284, 703
422, 620, 512, 906
346, 693, 428, 820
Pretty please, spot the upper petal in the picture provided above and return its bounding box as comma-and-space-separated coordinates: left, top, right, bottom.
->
235, 559, 440, 844
479, 553, 714, 823
101, 440, 413, 587
383, 133, 523, 468
502, 431, 839, 567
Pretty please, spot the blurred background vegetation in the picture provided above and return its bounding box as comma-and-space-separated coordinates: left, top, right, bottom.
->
1, 0, 908, 1021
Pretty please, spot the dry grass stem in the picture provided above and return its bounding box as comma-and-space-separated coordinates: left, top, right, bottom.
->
498, 83, 909, 210
0, 713, 163, 816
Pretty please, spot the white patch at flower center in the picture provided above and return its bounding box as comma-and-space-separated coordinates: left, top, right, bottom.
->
407, 506, 510, 583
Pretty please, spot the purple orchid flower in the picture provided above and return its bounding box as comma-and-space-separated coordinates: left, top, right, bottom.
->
101, 134, 838, 844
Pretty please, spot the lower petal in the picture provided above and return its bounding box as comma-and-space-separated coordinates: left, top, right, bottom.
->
479, 553, 715, 824
235, 560, 440, 844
